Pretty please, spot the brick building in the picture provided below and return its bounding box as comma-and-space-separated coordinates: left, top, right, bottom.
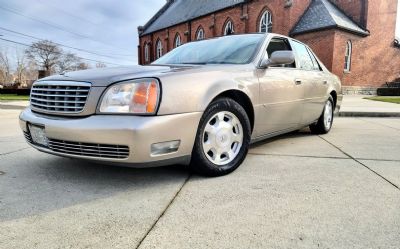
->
138, 0, 400, 93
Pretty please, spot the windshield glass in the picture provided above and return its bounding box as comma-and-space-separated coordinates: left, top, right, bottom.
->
153, 34, 264, 65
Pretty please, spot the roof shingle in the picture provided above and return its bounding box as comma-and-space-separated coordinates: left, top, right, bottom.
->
290, 0, 369, 36
141, 0, 246, 36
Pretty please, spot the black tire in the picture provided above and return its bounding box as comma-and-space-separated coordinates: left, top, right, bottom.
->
309, 96, 334, 135
190, 98, 251, 176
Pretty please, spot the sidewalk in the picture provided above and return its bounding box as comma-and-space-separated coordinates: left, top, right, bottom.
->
0, 100, 29, 110
339, 95, 400, 117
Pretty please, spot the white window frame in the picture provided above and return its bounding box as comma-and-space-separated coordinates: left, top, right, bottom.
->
175, 34, 182, 48
223, 20, 234, 36
344, 40, 352, 72
156, 40, 163, 59
196, 28, 205, 40
259, 10, 272, 33
144, 43, 150, 63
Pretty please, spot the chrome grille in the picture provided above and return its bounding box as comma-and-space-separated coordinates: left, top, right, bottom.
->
30, 82, 91, 114
48, 139, 129, 159
23, 131, 129, 159
23, 131, 32, 143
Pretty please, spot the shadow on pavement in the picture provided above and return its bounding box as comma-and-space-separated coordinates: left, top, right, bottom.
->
250, 128, 312, 148
0, 152, 189, 222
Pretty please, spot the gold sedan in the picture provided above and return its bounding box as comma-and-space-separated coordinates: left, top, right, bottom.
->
20, 34, 342, 176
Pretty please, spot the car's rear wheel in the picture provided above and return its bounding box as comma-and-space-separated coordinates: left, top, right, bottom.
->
190, 98, 251, 176
309, 96, 334, 134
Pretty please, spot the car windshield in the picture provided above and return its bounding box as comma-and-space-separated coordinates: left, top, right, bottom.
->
153, 34, 264, 65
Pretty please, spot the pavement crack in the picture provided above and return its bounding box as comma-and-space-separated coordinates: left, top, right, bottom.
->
318, 136, 400, 191
248, 152, 350, 160
0, 147, 31, 156
358, 118, 400, 132
135, 173, 191, 249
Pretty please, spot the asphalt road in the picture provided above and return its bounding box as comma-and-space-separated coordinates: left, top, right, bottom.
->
0, 109, 399, 249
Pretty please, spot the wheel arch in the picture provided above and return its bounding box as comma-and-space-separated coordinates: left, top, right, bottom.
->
210, 89, 255, 132
329, 90, 337, 108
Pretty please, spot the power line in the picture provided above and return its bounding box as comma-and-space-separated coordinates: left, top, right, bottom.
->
35, 0, 100, 26
0, 37, 125, 66
0, 4, 135, 54
0, 27, 134, 60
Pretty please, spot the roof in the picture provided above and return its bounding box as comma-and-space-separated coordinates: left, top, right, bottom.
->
140, 0, 246, 36
290, 0, 369, 36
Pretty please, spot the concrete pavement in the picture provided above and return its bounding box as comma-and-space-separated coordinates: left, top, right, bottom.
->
339, 95, 400, 117
0, 101, 28, 110
0, 109, 399, 249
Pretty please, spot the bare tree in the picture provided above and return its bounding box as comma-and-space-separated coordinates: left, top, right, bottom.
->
56, 52, 82, 73
25, 40, 62, 76
15, 49, 27, 85
76, 62, 90, 70
96, 62, 107, 68
0, 49, 12, 84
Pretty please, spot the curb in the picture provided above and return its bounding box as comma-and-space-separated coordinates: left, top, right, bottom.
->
338, 112, 400, 118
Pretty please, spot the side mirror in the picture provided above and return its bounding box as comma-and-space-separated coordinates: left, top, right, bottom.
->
259, 50, 295, 69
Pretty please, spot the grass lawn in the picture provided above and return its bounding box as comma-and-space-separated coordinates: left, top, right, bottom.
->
0, 94, 29, 101
364, 96, 400, 104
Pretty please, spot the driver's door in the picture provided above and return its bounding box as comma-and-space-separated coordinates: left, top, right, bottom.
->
255, 37, 305, 136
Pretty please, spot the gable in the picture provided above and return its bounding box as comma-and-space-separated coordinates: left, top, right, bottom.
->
291, 0, 369, 36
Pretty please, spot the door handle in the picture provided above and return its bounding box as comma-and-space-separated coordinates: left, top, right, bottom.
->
295, 79, 302, 85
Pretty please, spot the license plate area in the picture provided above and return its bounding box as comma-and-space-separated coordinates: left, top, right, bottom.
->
28, 124, 48, 147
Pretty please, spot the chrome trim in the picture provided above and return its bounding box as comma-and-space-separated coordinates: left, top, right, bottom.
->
23, 131, 130, 159
30, 81, 91, 115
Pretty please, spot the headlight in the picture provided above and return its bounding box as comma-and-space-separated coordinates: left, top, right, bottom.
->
99, 78, 160, 114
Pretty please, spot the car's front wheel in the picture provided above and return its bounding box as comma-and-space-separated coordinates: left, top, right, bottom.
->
190, 98, 251, 176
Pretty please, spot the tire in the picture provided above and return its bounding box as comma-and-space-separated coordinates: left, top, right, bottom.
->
190, 98, 251, 176
309, 96, 334, 135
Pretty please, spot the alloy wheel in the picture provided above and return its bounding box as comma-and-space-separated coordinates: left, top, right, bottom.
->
202, 111, 243, 166
324, 100, 333, 130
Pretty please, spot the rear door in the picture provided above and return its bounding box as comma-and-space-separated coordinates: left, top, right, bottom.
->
289, 40, 328, 125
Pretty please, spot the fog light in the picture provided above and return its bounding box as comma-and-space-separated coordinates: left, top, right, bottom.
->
151, 140, 180, 156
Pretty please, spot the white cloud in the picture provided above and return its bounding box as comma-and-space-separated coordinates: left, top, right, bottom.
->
0, 0, 165, 66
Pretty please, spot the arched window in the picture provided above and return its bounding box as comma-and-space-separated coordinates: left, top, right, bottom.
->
144, 43, 150, 63
223, 20, 234, 36
259, 10, 272, 33
344, 40, 352, 72
156, 40, 163, 59
174, 34, 182, 48
196, 27, 205, 40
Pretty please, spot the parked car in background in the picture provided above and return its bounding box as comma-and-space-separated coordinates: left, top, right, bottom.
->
19, 33, 342, 176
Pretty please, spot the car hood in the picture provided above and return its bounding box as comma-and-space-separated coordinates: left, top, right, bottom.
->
37, 65, 196, 87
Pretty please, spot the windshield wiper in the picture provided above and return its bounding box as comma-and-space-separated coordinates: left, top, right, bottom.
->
178, 62, 207, 65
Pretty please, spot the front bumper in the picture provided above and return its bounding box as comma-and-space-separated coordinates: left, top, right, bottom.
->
19, 108, 202, 167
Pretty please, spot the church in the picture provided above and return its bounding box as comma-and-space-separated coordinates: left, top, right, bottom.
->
138, 0, 400, 93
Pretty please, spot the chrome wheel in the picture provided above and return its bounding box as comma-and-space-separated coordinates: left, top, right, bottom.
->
324, 100, 333, 129
202, 111, 243, 166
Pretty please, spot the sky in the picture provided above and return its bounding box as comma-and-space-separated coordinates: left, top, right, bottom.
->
0, 0, 165, 67
0, 0, 399, 69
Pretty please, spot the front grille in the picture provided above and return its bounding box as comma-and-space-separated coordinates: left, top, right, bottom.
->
48, 139, 129, 159
23, 131, 32, 143
30, 82, 91, 114
23, 131, 129, 159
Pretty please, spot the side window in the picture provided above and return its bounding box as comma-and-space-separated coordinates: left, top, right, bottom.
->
291, 41, 315, 71
266, 38, 295, 68
306, 47, 322, 71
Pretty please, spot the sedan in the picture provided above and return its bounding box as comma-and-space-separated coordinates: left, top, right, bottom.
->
20, 33, 342, 176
